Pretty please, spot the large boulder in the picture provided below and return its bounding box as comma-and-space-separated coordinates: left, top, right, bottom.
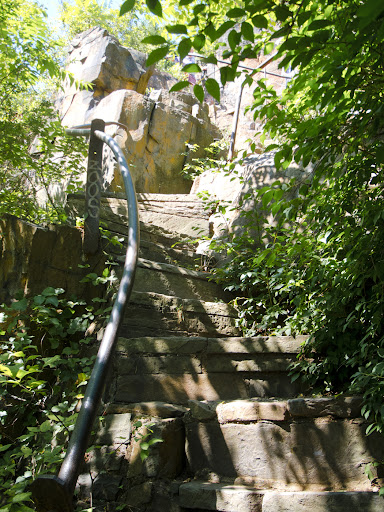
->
191, 153, 312, 258
58, 27, 154, 128
93, 89, 216, 193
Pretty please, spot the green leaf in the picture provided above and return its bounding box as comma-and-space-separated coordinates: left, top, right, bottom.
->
166, 24, 188, 35
202, 54, 218, 65
192, 34, 205, 51
39, 420, 51, 432
148, 437, 163, 446
120, 0, 136, 16
179, 0, 194, 5
193, 4, 206, 15
264, 42, 275, 55
307, 19, 332, 31
194, 84, 204, 103
204, 22, 217, 41
216, 20, 236, 39
33, 295, 45, 305
11, 298, 28, 311
188, 16, 199, 26
228, 29, 241, 51
170, 81, 190, 93
12, 492, 31, 503
205, 78, 220, 102
227, 8, 246, 18
146, 0, 162, 17
357, 0, 384, 23
274, 5, 291, 21
178, 38, 192, 61
241, 21, 254, 42
146, 46, 169, 66
220, 65, 236, 85
311, 30, 331, 44
141, 35, 167, 45
252, 15, 268, 29
182, 63, 201, 73
45, 295, 59, 307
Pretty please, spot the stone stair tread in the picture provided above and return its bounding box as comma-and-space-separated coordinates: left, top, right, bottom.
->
137, 192, 206, 201
110, 335, 307, 405
186, 396, 363, 422
105, 401, 188, 418
103, 216, 197, 245
106, 234, 198, 267
104, 191, 209, 209
128, 290, 237, 316
116, 290, 241, 339
116, 335, 306, 354
121, 256, 212, 280
111, 250, 229, 301
177, 481, 383, 512
67, 192, 211, 239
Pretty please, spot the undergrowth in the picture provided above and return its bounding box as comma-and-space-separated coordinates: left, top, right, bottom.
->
0, 285, 109, 511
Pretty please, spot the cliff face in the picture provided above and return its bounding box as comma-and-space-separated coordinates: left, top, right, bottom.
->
56, 27, 219, 195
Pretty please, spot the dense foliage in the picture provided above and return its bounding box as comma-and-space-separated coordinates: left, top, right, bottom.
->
0, 288, 100, 511
122, 0, 384, 443
59, 0, 160, 55
0, 0, 87, 222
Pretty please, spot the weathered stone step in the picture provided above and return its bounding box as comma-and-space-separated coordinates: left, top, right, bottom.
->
67, 192, 211, 239
109, 335, 307, 404
184, 397, 384, 493
119, 291, 241, 338
177, 482, 383, 512
109, 234, 199, 268
113, 256, 231, 302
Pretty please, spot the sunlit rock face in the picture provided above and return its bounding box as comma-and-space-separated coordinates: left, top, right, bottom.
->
57, 27, 219, 195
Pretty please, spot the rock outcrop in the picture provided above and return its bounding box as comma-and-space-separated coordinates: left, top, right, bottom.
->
58, 27, 154, 127
57, 27, 219, 195
191, 152, 312, 259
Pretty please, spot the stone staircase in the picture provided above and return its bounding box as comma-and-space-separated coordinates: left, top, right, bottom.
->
67, 193, 384, 512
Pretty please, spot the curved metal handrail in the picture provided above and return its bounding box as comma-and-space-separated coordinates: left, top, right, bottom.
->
31, 122, 139, 512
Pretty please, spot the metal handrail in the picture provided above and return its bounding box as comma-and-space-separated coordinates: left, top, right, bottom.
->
31, 121, 140, 512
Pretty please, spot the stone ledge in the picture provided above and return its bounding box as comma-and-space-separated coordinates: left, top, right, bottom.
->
187, 397, 363, 423
128, 291, 238, 317
136, 257, 211, 280
105, 401, 188, 418
177, 483, 383, 512
262, 491, 383, 512
116, 336, 305, 355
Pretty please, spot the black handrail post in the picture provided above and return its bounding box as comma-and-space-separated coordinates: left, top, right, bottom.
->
84, 118, 105, 254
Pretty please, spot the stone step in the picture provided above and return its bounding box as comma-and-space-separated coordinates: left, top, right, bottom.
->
67, 192, 211, 240
113, 256, 232, 302
119, 291, 241, 338
177, 482, 383, 512
108, 335, 307, 404
184, 397, 384, 493
109, 234, 199, 269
